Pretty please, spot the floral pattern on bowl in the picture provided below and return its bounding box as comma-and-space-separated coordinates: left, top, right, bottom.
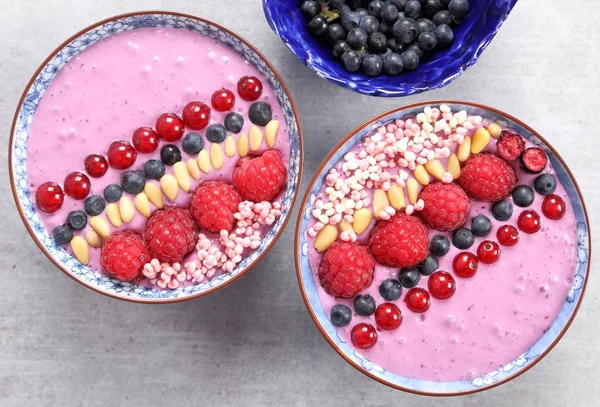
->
295, 101, 590, 395
10, 12, 303, 303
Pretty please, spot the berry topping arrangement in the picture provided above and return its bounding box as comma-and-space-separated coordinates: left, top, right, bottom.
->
32, 69, 289, 290
305, 105, 578, 381
302, 0, 469, 76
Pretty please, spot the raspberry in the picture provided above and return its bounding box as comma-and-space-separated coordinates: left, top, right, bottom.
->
145, 207, 197, 263
318, 241, 375, 298
369, 213, 429, 268
458, 154, 517, 202
100, 231, 151, 281
190, 181, 242, 233
232, 150, 287, 202
418, 182, 470, 231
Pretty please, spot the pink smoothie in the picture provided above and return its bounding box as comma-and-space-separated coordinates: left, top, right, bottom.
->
306, 116, 577, 382
26, 27, 290, 281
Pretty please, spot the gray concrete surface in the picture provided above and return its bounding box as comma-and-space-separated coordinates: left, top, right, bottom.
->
0, 0, 598, 405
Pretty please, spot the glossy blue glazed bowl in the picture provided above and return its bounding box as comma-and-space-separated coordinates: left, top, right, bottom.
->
9, 11, 303, 303
263, 0, 518, 97
295, 101, 590, 395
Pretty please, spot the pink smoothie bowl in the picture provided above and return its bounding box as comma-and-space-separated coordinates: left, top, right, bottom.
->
9, 11, 303, 303
294, 101, 590, 395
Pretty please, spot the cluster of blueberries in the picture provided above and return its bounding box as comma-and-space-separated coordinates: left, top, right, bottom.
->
301, 0, 470, 76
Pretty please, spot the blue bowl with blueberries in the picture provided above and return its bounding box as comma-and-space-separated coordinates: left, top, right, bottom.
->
263, 0, 518, 97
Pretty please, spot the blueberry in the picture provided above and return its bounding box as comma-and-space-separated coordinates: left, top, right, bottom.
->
224, 112, 244, 134
360, 50, 371, 60
143, 159, 166, 180
339, 4, 352, 14
347, 27, 368, 47
66, 210, 87, 231
355, 8, 369, 17
393, 18, 418, 44
389, 0, 408, 9
160, 144, 182, 165
452, 228, 474, 249
359, 15, 379, 34
433, 10, 452, 25
330, 304, 353, 327
248, 102, 273, 126
379, 279, 403, 301
181, 133, 205, 154
329, 0, 346, 9
307, 15, 328, 36
341, 12, 361, 32
534, 173, 557, 196
430, 235, 450, 256
434, 23, 454, 47
405, 43, 425, 58
492, 201, 513, 221
327, 23, 347, 45
448, 0, 470, 20
471, 215, 492, 237
417, 255, 439, 276
121, 170, 146, 194
399, 267, 421, 288
53, 225, 73, 245
346, 0, 361, 8
301, 1, 320, 18
333, 40, 352, 59
206, 124, 228, 143
386, 37, 404, 53
404, 0, 422, 19
418, 31, 437, 50
341, 50, 362, 72
103, 184, 123, 203
367, 32, 387, 53
84, 194, 106, 216
401, 50, 420, 70
512, 185, 535, 207
423, 0, 443, 16
378, 48, 393, 57
368, 0, 385, 17
416, 18, 436, 34
361, 54, 383, 76
381, 3, 399, 21
383, 52, 404, 75
354, 294, 376, 316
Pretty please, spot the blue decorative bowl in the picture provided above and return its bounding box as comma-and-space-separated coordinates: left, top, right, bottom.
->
9, 11, 303, 303
263, 0, 518, 97
295, 101, 590, 395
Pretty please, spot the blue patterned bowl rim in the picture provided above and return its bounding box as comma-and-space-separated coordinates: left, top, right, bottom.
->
9, 11, 304, 304
294, 101, 591, 395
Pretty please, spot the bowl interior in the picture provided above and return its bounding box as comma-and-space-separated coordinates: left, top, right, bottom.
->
263, 0, 518, 96
10, 12, 302, 302
295, 102, 589, 395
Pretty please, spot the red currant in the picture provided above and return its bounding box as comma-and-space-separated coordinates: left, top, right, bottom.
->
211, 88, 235, 112
64, 172, 91, 200
374, 303, 402, 331
477, 240, 501, 264
35, 182, 64, 213
497, 225, 519, 246
107, 141, 137, 170
404, 288, 431, 313
132, 127, 159, 153
182, 101, 211, 130
452, 252, 478, 278
237, 76, 263, 101
518, 210, 541, 234
428, 271, 456, 300
156, 113, 185, 142
542, 194, 566, 220
84, 154, 108, 178
350, 323, 378, 349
